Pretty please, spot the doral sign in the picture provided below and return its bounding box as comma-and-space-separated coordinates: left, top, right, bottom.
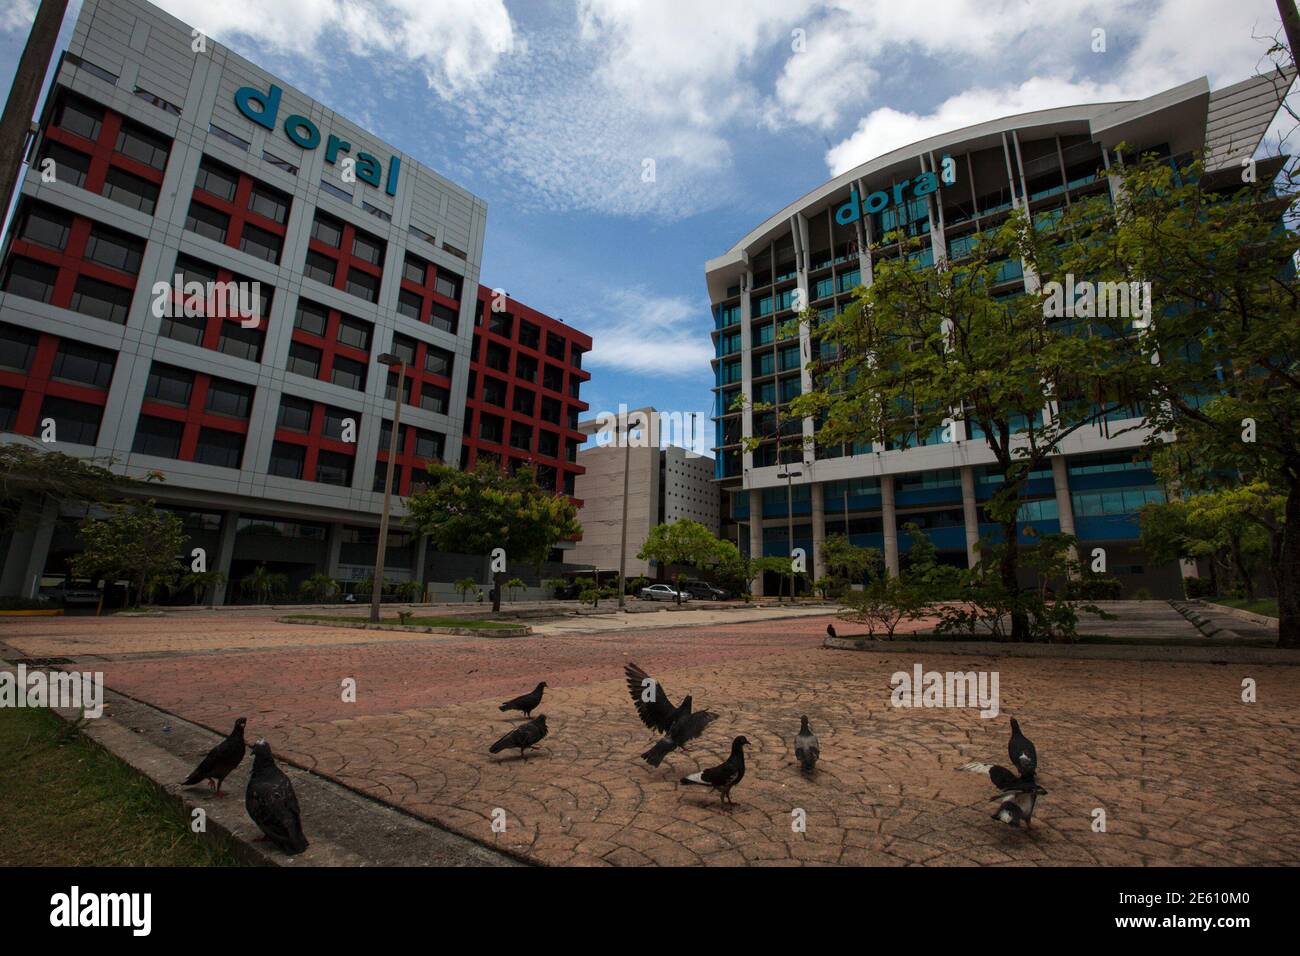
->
233, 83, 401, 197
834, 157, 957, 226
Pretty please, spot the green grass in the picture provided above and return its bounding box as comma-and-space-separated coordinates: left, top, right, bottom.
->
1213, 598, 1279, 618
838, 631, 1273, 647
0, 706, 246, 866
284, 613, 521, 630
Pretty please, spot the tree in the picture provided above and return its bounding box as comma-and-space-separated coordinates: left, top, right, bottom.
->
1058, 149, 1300, 644
819, 533, 881, 596
299, 573, 339, 603
637, 518, 727, 604
791, 204, 1152, 640
177, 569, 226, 605
455, 577, 479, 603
240, 564, 287, 604
71, 501, 185, 608
0, 444, 140, 536
841, 574, 928, 640
406, 462, 581, 613
505, 576, 526, 602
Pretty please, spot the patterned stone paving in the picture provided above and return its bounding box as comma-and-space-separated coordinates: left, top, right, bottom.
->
3, 611, 1297, 866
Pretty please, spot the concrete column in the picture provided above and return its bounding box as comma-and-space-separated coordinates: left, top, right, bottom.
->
880, 475, 900, 577
17, 497, 59, 599
211, 510, 240, 605
325, 522, 344, 578
810, 482, 825, 583
1051, 456, 1081, 575
960, 465, 980, 568
0, 494, 49, 596
748, 488, 764, 597
413, 534, 429, 600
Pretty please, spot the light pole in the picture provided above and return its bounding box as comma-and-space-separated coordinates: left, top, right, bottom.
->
370, 353, 406, 624
777, 466, 802, 601
616, 413, 632, 609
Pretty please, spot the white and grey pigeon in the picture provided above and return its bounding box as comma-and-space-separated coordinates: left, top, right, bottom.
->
681, 736, 750, 808
989, 764, 1047, 828
794, 715, 819, 773
1008, 718, 1038, 776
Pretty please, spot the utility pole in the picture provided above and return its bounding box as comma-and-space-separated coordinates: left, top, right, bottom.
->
0, 0, 68, 221
616, 409, 632, 609
1278, 0, 1300, 69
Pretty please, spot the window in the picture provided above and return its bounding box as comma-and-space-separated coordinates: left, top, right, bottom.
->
134, 87, 181, 115
538, 430, 559, 458
345, 268, 379, 303
489, 311, 513, 337
479, 413, 504, 443
19, 203, 71, 249
352, 232, 384, 266
195, 158, 238, 201
248, 184, 289, 224
397, 289, 422, 321
420, 384, 449, 415
485, 342, 510, 372
208, 124, 250, 151
315, 451, 353, 486
239, 224, 282, 263
160, 311, 205, 346
185, 202, 230, 243
39, 141, 90, 187
69, 276, 132, 325
390, 335, 417, 367
278, 397, 312, 432
115, 122, 169, 170
482, 376, 507, 406
518, 320, 540, 350
404, 255, 427, 285
322, 406, 355, 440
424, 346, 453, 377
103, 167, 159, 214
429, 302, 457, 334
336, 316, 372, 351
55, 95, 103, 140
304, 251, 335, 285
217, 322, 263, 362
513, 387, 535, 416
435, 272, 461, 300
53, 342, 116, 389
540, 396, 561, 424
311, 213, 343, 248
205, 379, 253, 418
146, 363, 193, 405
361, 201, 391, 222
194, 428, 243, 469
546, 333, 565, 360
132, 415, 183, 458
83, 224, 145, 274
0, 323, 38, 371
414, 429, 444, 460
286, 342, 323, 378
543, 365, 564, 391
294, 301, 329, 337
0, 387, 20, 431
268, 441, 306, 479
38, 396, 102, 445
319, 178, 352, 201
331, 356, 366, 391
262, 151, 298, 175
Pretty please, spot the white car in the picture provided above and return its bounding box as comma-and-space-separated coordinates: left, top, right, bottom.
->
639, 584, 690, 602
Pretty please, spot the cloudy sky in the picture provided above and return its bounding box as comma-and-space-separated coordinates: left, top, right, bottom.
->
0, 0, 1291, 448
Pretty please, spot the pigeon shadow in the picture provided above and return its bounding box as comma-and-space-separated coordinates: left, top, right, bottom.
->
490, 749, 551, 763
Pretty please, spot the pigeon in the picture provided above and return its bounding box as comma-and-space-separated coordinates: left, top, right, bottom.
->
641, 700, 718, 767
826, 624, 837, 639
181, 717, 247, 796
245, 739, 309, 854
489, 715, 548, 760
794, 715, 819, 773
1008, 718, 1037, 776
624, 662, 688, 735
681, 735, 750, 808
499, 681, 547, 718
988, 764, 1047, 828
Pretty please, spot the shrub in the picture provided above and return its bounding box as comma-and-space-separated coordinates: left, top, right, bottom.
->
1134, 586, 1152, 601
1184, 576, 1216, 599
840, 575, 928, 640
1065, 573, 1123, 601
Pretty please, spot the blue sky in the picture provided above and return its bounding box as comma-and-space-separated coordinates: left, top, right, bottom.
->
0, 0, 1290, 450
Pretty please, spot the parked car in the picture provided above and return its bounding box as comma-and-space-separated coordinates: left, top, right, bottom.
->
639, 583, 690, 602
682, 580, 731, 601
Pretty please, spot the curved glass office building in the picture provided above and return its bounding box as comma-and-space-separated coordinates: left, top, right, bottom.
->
706, 71, 1292, 596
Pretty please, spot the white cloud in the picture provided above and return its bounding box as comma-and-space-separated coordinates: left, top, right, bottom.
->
153, 0, 514, 96
0, 0, 36, 34
576, 287, 713, 376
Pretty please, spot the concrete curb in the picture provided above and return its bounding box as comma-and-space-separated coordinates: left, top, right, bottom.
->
276, 617, 533, 638
821, 635, 1300, 664
1, 659, 522, 866
1168, 599, 1228, 639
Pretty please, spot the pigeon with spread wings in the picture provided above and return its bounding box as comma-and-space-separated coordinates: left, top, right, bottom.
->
624, 662, 689, 735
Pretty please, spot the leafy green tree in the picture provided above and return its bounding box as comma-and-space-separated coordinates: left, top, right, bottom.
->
0, 445, 141, 537
841, 574, 928, 639
504, 576, 526, 602
299, 572, 340, 603
71, 501, 185, 608
240, 564, 288, 604
637, 518, 727, 604
455, 577, 480, 603
790, 203, 1151, 640
1058, 150, 1300, 645
406, 462, 581, 613
394, 579, 423, 603
178, 569, 226, 605
819, 533, 881, 596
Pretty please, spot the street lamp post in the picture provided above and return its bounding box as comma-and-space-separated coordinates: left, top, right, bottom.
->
370, 353, 406, 624
777, 466, 802, 602
616, 413, 632, 609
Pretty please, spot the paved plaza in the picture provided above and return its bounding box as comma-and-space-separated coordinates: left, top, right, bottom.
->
2, 607, 1298, 866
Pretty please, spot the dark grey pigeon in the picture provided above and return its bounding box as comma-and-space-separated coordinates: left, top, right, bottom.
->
499, 681, 547, 718
641, 701, 717, 767
489, 714, 548, 759
989, 764, 1047, 828
245, 739, 308, 854
624, 662, 688, 735
794, 715, 819, 773
681, 735, 750, 808
181, 717, 246, 796
1008, 718, 1037, 776
826, 624, 837, 639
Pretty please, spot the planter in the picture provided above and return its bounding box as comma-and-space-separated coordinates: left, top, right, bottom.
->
0, 608, 64, 616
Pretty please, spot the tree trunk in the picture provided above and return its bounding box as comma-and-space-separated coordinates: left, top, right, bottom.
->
1000, 521, 1028, 642
491, 570, 503, 613
1278, 479, 1300, 648
1229, 534, 1254, 599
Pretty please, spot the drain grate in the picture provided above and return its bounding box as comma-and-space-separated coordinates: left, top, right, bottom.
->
5, 657, 75, 666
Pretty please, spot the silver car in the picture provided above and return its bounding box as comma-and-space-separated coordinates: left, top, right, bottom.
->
638, 584, 690, 602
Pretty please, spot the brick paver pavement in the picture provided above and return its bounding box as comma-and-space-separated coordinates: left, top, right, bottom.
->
2, 611, 1297, 866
